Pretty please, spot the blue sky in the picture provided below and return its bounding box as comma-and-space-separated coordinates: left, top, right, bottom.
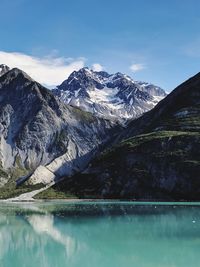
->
0, 0, 200, 90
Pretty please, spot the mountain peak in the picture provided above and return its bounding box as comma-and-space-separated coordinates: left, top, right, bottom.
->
93, 70, 111, 78
0, 64, 10, 77
0, 67, 44, 99
54, 68, 166, 122
1, 67, 34, 83
0, 64, 9, 68
76, 67, 92, 74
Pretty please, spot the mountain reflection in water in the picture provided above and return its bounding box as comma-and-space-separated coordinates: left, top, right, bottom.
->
0, 202, 200, 267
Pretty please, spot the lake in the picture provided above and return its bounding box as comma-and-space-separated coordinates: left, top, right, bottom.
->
0, 201, 200, 267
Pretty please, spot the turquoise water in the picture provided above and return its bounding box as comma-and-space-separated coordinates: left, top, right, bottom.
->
0, 201, 200, 267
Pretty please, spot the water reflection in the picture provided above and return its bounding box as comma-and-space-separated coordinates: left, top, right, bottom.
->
0, 202, 200, 267
27, 214, 77, 258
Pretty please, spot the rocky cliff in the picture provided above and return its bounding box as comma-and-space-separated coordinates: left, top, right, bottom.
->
0, 67, 118, 198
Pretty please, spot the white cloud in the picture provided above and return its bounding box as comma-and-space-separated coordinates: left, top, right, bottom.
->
92, 63, 104, 72
0, 51, 85, 87
130, 63, 146, 72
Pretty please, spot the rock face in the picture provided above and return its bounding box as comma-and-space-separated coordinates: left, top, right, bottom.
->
53, 68, 166, 122
0, 64, 10, 77
0, 68, 117, 187
51, 72, 200, 201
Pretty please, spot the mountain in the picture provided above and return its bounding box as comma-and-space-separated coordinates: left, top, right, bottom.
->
122, 72, 200, 137
0, 67, 118, 199
41, 72, 200, 201
0, 64, 10, 77
53, 67, 166, 122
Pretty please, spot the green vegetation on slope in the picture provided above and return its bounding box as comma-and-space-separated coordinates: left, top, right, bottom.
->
99, 131, 200, 161
35, 129, 200, 200
35, 186, 77, 199
72, 106, 96, 123
0, 162, 43, 199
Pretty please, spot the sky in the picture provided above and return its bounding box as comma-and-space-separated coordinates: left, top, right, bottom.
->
0, 0, 200, 90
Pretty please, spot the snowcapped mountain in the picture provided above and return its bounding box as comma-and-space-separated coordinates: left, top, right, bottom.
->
0, 64, 10, 77
53, 67, 167, 122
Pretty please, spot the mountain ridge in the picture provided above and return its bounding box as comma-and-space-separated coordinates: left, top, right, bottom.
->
53, 67, 166, 122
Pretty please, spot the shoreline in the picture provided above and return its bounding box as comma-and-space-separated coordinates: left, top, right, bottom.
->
1, 198, 200, 205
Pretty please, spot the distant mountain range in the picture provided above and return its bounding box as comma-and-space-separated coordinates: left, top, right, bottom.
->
0, 63, 199, 201
53, 67, 166, 122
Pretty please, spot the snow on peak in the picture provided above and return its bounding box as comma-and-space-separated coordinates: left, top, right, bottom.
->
53, 68, 166, 123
